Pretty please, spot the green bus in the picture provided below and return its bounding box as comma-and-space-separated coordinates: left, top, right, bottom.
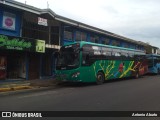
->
55, 41, 148, 84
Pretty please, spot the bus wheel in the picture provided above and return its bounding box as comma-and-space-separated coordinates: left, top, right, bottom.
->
96, 72, 104, 85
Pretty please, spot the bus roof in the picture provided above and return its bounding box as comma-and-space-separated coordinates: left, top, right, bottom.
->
63, 41, 145, 53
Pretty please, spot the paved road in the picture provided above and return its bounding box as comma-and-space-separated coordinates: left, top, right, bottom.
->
0, 75, 160, 119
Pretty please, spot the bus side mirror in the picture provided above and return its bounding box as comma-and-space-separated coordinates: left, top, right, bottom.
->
54, 52, 60, 58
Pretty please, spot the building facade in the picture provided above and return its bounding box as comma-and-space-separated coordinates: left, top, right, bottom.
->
0, 0, 60, 80
145, 44, 159, 55
0, 0, 148, 81
61, 23, 145, 51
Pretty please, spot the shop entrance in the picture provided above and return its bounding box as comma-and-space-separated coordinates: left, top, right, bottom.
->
28, 53, 40, 80
41, 49, 55, 77
7, 55, 26, 80
41, 54, 53, 77
0, 50, 26, 80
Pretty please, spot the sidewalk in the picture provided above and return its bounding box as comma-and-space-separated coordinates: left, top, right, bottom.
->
0, 78, 58, 93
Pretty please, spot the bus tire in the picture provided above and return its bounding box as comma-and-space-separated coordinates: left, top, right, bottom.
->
96, 72, 104, 85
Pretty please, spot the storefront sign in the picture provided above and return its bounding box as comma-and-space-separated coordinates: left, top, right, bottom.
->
0, 35, 32, 51
0, 35, 46, 52
36, 40, 45, 53
2, 12, 16, 30
38, 17, 48, 26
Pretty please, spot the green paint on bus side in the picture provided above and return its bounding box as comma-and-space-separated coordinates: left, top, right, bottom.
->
56, 60, 142, 83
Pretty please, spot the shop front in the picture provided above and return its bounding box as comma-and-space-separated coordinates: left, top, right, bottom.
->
40, 48, 56, 79
0, 34, 45, 80
0, 50, 26, 80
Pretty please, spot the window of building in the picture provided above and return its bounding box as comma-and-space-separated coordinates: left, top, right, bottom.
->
154, 48, 157, 54
76, 31, 81, 41
50, 26, 59, 45
82, 32, 87, 41
130, 44, 135, 49
112, 40, 120, 47
90, 35, 99, 43
102, 41, 105, 44
135, 45, 142, 50
22, 20, 49, 43
124, 43, 129, 48
90, 35, 95, 43
64, 26, 73, 41
75, 31, 87, 41
102, 38, 110, 45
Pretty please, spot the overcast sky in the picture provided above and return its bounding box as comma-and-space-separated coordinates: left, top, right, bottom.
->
15, 0, 160, 48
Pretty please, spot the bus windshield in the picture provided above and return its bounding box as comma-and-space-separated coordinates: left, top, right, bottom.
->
56, 44, 80, 70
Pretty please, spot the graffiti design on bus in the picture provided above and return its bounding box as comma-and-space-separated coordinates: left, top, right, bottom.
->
55, 41, 148, 84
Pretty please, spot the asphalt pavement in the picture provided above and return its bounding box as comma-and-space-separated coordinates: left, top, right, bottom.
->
0, 75, 160, 120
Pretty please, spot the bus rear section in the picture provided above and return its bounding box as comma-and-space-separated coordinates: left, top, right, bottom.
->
132, 55, 148, 77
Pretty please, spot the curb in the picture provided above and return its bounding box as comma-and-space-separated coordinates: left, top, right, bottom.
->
0, 86, 60, 97
0, 85, 32, 92
0, 79, 58, 93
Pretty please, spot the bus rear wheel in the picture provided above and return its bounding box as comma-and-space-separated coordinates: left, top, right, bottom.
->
96, 72, 104, 85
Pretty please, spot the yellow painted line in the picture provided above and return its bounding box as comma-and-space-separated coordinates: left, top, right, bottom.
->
0, 88, 11, 92
13, 86, 32, 90
0, 86, 32, 92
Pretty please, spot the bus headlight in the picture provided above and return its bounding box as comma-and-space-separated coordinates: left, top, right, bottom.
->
72, 72, 80, 78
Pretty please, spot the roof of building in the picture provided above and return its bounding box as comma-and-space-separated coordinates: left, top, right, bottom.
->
0, 0, 152, 47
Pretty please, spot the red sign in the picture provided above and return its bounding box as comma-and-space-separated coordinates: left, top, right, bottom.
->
2, 12, 16, 30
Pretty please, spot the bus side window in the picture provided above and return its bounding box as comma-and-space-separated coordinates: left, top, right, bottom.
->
82, 51, 90, 65
82, 45, 93, 66
129, 54, 134, 60
115, 52, 121, 57
121, 52, 128, 60
101, 47, 112, 59
83, 45, 104, 65
112, 51, 121, 60
112, 51, 116, 56
101, 51, 112, 59
128, 51, 134, 60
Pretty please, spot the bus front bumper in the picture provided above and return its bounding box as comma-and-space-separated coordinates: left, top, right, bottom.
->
55, 71, 82, 82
